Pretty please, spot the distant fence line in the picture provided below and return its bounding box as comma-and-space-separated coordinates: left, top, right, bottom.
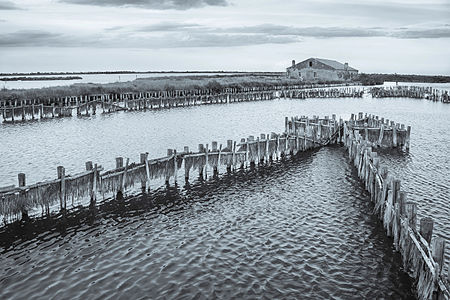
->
0, 83, 361, 122
371, 86, 449, 103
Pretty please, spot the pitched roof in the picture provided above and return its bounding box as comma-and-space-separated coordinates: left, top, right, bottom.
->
314, 58, 358, 71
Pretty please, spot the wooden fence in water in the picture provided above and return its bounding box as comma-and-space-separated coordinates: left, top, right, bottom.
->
344, 113, 449, 300
0, 84, 362, 122
371, 86, 449, 103
0, 114, 345, 222
0, 112, 448, 299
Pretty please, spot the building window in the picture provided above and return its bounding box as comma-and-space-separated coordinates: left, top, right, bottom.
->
309, 61, 313, 67
314, 72, 317, 77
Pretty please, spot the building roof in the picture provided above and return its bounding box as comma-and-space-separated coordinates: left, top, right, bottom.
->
314, 58, 357, 71
292, 58, 358, 71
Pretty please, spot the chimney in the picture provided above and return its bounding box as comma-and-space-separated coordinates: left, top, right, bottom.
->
344, 63, 348, 71
292, 60, 296, 67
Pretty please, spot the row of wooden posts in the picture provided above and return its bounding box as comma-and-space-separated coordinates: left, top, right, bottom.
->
344, 115, 449, 300
285, 87, 364, 99
0, 114, 344, 224
0, 84, 362, 122
371, 86, 449, 103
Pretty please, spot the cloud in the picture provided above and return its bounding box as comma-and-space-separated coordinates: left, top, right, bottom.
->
392, 28, 450, 39
137, 22, 202, 32
60, 0, 229, 10
0, 30, 94, 47
0, 0, 20, 10
224, 24, 384, 38
1, 24, 448, 49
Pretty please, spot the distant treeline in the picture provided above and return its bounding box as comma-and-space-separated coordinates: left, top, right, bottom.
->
357, 73, 450, 85
1, 76, 82, 81
0, 71, 284, 77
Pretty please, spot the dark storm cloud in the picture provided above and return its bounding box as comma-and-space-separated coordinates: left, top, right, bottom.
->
0, 0, 20, 10
59, 0, 229, 10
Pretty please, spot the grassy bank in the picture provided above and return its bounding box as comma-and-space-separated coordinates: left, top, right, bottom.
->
0, 74, 339, 101
357, 73, 450, 85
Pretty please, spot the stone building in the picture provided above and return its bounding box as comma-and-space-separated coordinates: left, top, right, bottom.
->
286, 58, 358, 81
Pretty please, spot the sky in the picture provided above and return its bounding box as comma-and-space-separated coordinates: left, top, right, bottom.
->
0, 0, 449, 74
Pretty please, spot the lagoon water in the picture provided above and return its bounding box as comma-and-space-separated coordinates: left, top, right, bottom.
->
0, 91, 449, 299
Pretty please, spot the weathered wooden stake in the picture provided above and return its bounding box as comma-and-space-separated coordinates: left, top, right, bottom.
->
174, 149, 178, 185
140, 153, 147, 191
57, 166, 66, 212
166, 149, 173, 185
184, 146, 190, 183
406, 202, 417, 230
198, 144, 204, 179
419, 217, 434, 244
116, 157, 123, 169
405, 125, 411, 151
18, 173, 29, 220
431, 237, 445, 274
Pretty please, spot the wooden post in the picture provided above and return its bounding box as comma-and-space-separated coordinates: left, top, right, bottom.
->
174, 149, 178, 185
184, 146, 190, 183
205, 144, 209, 179
392, 123, 398, 147
144, 153, 151, 192
140, 153, 147, 191
121, 158, 129, 193
85, 161, 93, 171
405, 125, 411, 151
226, 140, 233, 173
406, 202, 417, 230
166, 149, 173, 185
116, 157, 123, 169
57, 166, 66, 212
419, 217, 434, 244
18, 173, 29, 220
217, 144, 222, 177
432, 237, 445, 274
198, 144, 204, 179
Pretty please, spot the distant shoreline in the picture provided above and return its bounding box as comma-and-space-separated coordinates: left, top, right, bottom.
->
0, 71, 283, 77
1, 76, 82, 82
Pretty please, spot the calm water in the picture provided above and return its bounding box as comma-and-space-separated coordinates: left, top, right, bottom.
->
0, 72, 237, 90
1, 92, 449, 299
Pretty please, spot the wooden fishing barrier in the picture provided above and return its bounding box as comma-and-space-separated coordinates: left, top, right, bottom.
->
371, 86, 449, 103
0, 114, 344, 224
344, 113, 449, 300
0, 84, 362, 123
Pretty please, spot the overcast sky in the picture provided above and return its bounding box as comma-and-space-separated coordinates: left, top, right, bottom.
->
0, 0, 449, 74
